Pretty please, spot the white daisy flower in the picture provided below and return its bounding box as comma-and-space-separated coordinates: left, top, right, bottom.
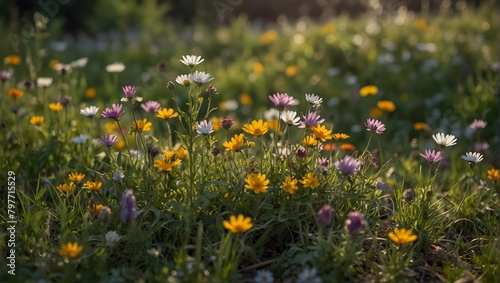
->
106, 62, 126, 73
195, 120, 214, 135
71, 57, 88, 69
80, 106, 99, 117
105, 231, 120, 247
113, 170, 125, 182
180, 55, 204, 68
72, 134, 89, 144
432, 133, 457, 147
191, 71, 213, 85
461, 151, 483, 166
264, 108, 280, 121
305, 93, 323, 106
297, 268, 322, 283
254, 270, 275, 283
175, 74, 192, 86
281, 110, 300, 125
36, 77, 53, 88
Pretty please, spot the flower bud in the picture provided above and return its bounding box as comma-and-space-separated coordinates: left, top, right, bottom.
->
345, 211, 365, 235
318, 205, 332, 226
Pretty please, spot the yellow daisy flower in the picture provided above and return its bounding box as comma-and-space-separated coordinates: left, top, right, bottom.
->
4, 55, 21, 65
285, 65, 299, 77
487, 168, 499, 182
68, 172, 85, 182
377, 100, 396, 112
30, 116, 45, 126
156, 108, 179, 120
332, 133, 350, 140
359, 85, 378, 97
413, 122, 429, 131
223, 134, 245, 152
302, 135, 318, 147
388, 227, 418, 245
131, 118, 152, 133
299, 172, 319, 189
58, 242, 83, 258
84, 181, 102, 191
242, 119, 268, 137
85, 87, 97, 99
311, 124, 332, 141
244, 173, 270, 194
282, 176, 299, 195
49, 102, 64, 112
223, 215, 253, 234
154, 151, 181, 172
56, 182, 76, 193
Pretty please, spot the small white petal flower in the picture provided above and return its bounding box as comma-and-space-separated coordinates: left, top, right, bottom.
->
305, 93, 323, 106
175, 74, 192, 86
36, 77, 53, 88
461, 152, 483, 164
71, 57, 88, 69
180, 55, 204, 68
281, 110, 300, 125
147, 248, 160, 257
54, 63, 73, 74
72, 134, 89, 144
105, 231, 120, 247
106, 62, 126, 73
195, 120, 214, 135
297, 268, 322, 283
80, 106, 99, 117
432, 132, 457, 147
254, 270, 275, 283
264, 108, 280, 121
191, 71, 213, 84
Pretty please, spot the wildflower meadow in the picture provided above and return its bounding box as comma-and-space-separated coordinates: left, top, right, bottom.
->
0, 1, 499, 282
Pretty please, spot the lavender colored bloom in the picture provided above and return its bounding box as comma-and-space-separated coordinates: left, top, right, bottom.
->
122, 85, 136, 99
318, 205, 332, 226
364, 118, 386, 135
269, 93, 297, 110
345, 211, 365, 235
376, 181, 386, 190
220, 118, 233, 130
334, 155, 362, 176
121, 189, 137, 223
101, 104, 125, 120
141, 100, 161, 113
113, 170, 124, 182
419, 149, 444, 164
474, 141, 489, 152
299, 112, 325, 128
317, 157, 329, 174
469, 119, 487, 129
0, 70, 12, 81
59, 95, 72, 106
98, 134, 118, 147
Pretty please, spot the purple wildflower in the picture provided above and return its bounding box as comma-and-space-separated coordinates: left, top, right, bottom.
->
98, 134, 118, 147
141, 100, 161, 113
419, 149, 444, 164
0, 70, 12, 81
365, 118, 386, 135
121, 189, 137, 223
59, 95, 72, 106
474, 141, 489, 152
469, 119, 487, 129
122, 85, 136, 99
345, 211, 365, 235
220, 118, 233, 130
334, 155, 362, 176
299, 112, 325, 128
318, 205, 333, 226
101, 104, 125, 120
269, 93, 297, 110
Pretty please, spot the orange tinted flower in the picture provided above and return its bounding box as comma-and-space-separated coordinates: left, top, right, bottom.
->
240, 93, 253, 106
85, 87, 97, 99
341, 143, 356, 151
7, 88, 23, 99
253, 62, 264, 74
413, 122, 429, 131
369, 107, 383, 118
259, 29, 278, 45
4, 55, 21, 65
377, 100, 396, 112
359, 85, 378, 97
285, 65, 299, 77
